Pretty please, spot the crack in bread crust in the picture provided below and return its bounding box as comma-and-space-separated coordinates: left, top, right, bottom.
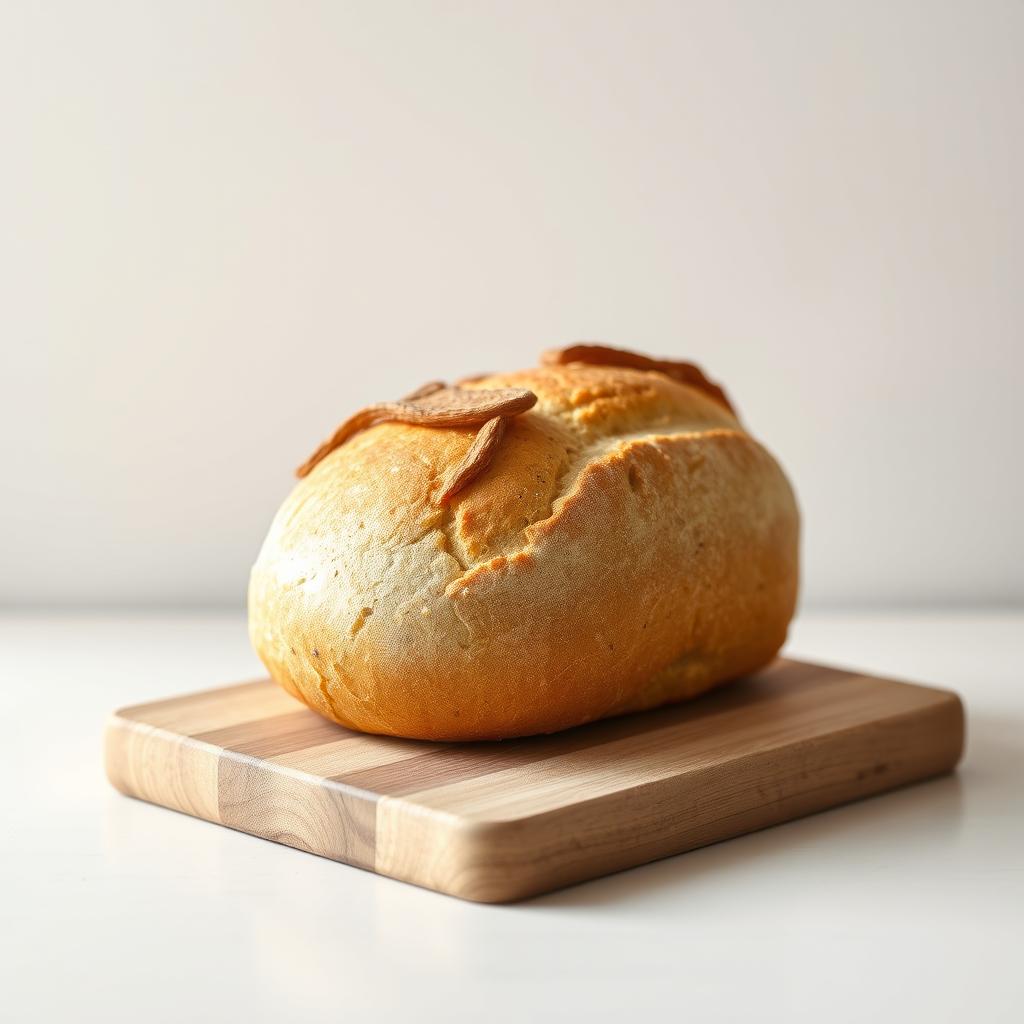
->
442, 426, 749, 592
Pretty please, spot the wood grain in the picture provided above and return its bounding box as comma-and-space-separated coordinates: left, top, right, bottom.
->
105, 658, 964, 902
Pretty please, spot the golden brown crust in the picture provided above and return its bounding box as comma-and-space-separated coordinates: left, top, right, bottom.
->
248, 360, 799, 740
541, 343, 736, 413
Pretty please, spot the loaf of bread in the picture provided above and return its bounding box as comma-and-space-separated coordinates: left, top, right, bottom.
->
248, 345, 799, 740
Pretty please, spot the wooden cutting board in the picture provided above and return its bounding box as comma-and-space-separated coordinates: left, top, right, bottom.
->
105, 658, 964, 902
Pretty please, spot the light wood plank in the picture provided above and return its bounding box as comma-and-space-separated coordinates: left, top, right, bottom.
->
105, 717, 220, 823
217, 753, 377, 868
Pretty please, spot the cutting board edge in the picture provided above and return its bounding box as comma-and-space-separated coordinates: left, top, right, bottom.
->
104, 669, 966, 903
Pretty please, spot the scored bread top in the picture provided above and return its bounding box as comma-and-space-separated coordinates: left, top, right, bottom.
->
280, 362, 741, 577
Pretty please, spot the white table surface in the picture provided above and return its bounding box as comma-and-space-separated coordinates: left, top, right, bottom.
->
1, 609, 1021, 1023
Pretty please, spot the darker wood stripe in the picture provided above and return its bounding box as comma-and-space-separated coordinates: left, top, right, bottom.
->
195, 711, 359, 759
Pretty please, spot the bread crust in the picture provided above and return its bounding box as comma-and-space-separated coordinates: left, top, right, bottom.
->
248, 362, 799, 740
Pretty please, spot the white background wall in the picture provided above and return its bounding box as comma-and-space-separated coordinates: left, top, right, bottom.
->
2, 1, 1022, 609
